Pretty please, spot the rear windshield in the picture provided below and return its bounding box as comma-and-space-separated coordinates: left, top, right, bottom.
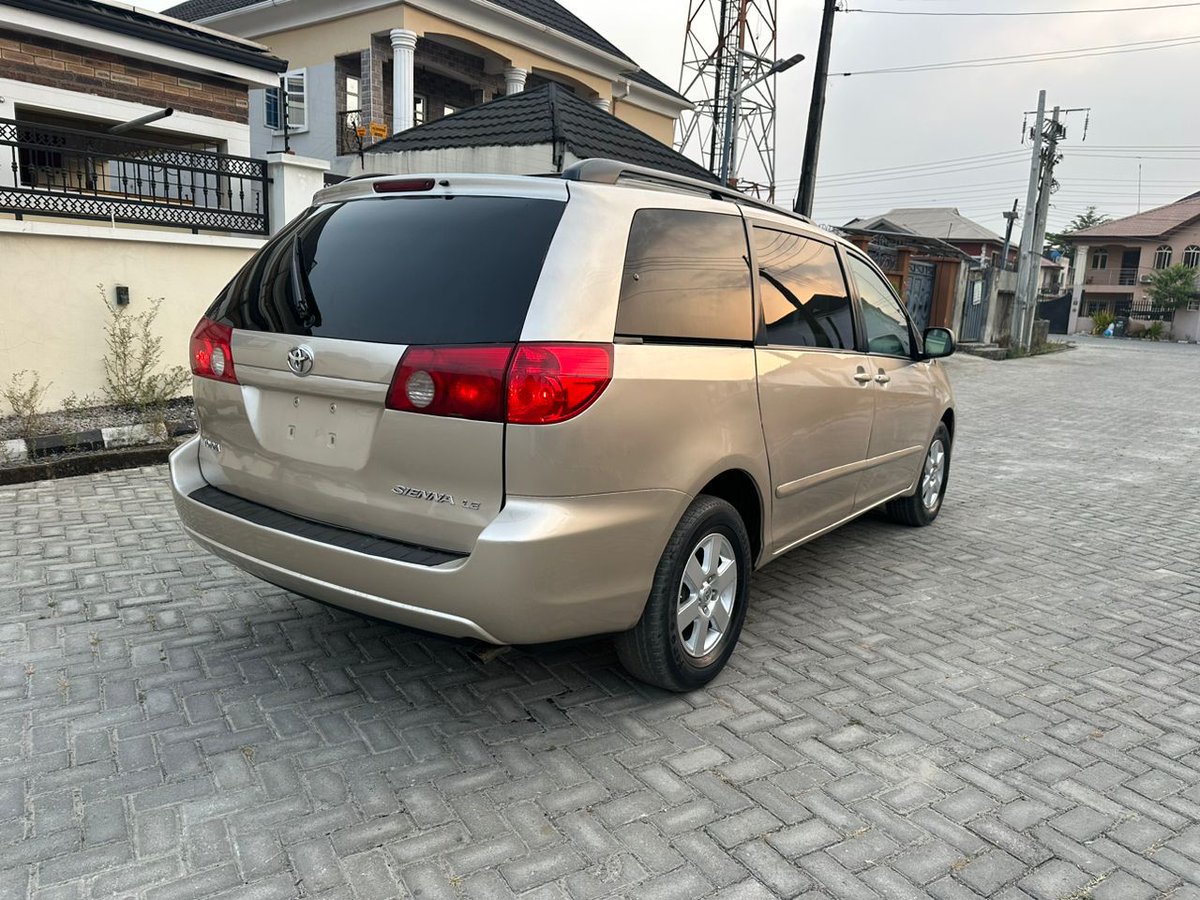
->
209, 195, 565, 345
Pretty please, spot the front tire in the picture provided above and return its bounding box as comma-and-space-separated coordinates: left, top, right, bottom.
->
886, 422, 951, 527
615, 495, 751, 691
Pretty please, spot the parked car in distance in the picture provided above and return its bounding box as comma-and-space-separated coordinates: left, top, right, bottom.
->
170, 160, 956, 691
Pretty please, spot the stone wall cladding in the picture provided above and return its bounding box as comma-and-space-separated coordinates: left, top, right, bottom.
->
0, 29, 250, 124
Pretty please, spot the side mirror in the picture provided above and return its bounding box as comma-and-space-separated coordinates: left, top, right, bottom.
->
923, 327, 956, 359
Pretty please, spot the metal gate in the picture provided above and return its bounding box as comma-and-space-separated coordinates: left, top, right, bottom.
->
960, 275, 989, 342
905, 260, 935, 332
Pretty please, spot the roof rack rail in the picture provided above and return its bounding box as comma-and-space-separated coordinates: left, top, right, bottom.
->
561, 159, 812, 226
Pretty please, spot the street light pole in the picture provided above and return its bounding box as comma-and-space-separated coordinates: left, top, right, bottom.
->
719, 53, 805, 186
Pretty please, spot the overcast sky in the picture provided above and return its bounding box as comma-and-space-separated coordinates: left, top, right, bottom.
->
143, 0, 1200, 236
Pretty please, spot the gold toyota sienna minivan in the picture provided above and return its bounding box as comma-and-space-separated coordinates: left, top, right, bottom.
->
169, 160, 956, 691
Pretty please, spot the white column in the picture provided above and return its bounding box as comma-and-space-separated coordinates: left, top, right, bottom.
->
504, 67, 528, 95
1068, 243, 1088, 334
0, 95, 15, 188
592, 97, 612, 113
390, 28, 418, 134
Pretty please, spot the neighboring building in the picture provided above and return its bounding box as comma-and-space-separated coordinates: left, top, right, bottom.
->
844, 207, 1020, 269
165, 0, 691, 170
355, 82, 716, 182
1039, 255, 1069, 297
1065, 196, 1200, 339
838, 226, 975, 337
0, 0, 287, 405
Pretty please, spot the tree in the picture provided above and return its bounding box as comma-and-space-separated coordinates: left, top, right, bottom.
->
1046, 206, 1112, 261
1146, 264, 1199, 311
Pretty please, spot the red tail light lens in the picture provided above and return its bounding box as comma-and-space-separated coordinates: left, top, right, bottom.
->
506, 344, 613, 425
387, 345, 513, 421
190, 317, 238, 384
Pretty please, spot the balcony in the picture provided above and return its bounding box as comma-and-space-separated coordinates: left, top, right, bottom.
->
1084, 266, 1158, 289
0, 117, 269, 235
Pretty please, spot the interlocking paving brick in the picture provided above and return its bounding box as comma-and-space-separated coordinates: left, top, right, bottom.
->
5, 340, 1200, 898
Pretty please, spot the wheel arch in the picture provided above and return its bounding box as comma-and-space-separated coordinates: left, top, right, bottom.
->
941, 407, 956, 441
698, 469, 765, 565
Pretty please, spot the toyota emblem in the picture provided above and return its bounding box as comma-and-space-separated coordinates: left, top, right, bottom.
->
287, 345, 315, 376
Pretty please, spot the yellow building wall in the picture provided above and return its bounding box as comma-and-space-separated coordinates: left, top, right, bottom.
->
0, 230, 256, 408
614, 101, 676, 146
260, 4, 611, 100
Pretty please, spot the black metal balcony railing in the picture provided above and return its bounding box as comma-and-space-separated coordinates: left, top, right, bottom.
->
337, 108, 364, 157
0, 117, 269, 235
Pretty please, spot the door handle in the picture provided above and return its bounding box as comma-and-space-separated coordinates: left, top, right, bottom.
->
854, 370, 872, 384
875, 372, 892, 384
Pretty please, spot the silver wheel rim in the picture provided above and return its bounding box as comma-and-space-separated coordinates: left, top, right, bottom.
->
677, 533, 738, 658
921, 439, 946, 510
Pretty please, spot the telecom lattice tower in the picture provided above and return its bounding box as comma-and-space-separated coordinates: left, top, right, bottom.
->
676, 0, 779, 200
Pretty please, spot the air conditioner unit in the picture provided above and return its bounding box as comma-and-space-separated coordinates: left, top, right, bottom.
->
1139, 274, 1154, 284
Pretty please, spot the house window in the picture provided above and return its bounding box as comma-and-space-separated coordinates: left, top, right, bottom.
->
345, 75, 360, 115
265, 70, 308, 131
443, 105, 459, 117
1091, 249, 1108, 269
1183, 245, 1200, 268
1154, 245, 1173, 269
414, 95, 427, 126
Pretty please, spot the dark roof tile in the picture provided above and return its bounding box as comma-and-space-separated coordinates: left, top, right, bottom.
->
365, 83, 714, 183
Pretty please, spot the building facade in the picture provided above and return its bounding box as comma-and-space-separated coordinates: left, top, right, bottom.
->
1066, 197, 1200, 340
165, 0, 691, 171
0, 0, 286, 405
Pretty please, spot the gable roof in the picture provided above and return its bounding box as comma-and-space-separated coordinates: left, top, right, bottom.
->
365, 82, 716, 183
6, 0, 285, 72
844, 207, 1007, 245
163, 0, 684, 100
1069, 197, 1200, 241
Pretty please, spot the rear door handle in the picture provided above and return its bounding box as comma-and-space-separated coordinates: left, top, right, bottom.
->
875, 373, 892, 384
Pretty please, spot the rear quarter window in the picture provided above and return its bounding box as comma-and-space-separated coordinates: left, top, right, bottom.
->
210, 195, 565, 345
616, 209, 753, 343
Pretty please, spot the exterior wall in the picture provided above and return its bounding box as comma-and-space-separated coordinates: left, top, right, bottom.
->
0, 225, 260, 407
1081, 223, 1200, 307
0, 78, 253, 160
614, 99, 675, 146
338, 142, 557, 178
248, 62, 338, 161
0, 29, 250, 124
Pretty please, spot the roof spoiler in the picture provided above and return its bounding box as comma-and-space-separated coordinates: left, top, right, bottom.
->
561, 159, 812, 225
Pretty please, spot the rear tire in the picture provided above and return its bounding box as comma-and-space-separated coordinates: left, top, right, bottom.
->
615, 495, 751, 691
886, 422, 951, 527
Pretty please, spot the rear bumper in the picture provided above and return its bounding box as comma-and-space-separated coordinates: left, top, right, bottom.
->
168, 437, 686, 644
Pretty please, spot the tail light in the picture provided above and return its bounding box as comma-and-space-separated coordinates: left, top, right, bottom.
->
386, 343, 613, 425
506, 344, 612, 424
190, 317, 238, 384
386, 346, 513, 421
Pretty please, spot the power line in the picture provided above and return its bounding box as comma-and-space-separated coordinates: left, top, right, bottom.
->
811, 150, 1027, 181
845, 1, 1200, 16
833, 33, 1200, 76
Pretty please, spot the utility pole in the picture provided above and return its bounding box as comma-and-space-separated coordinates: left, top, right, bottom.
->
795, 0, 837, 216
1019, 105, 1063, 350
1000, 199, 1019, 271
1010, 90, 1046, 349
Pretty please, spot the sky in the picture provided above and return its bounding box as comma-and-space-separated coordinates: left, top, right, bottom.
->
140, 0, 1200, 237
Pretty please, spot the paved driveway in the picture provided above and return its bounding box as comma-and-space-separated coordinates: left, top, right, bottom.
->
3, 339, 1200, 900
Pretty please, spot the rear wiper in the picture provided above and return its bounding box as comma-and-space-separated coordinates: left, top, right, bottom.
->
289, 237, 323, 331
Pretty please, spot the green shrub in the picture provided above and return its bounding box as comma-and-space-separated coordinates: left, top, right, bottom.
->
1, 370, 51, 440
100, 287, 189, 417
1091, 310, 1115, 335
1146, 320, 1166, 341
